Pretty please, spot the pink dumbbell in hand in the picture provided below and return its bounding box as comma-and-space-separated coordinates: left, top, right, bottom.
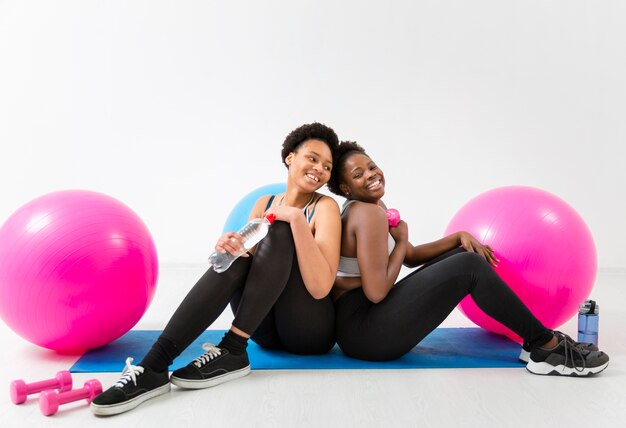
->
386, 208, 401, 227
10, 371, 73, 404
39, 379, 102, 416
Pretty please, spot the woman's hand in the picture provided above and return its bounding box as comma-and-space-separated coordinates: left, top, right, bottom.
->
214, 232, 249, 257
265, 205, 305, 224
459, 231, 499, 267
389, 220, 409, 244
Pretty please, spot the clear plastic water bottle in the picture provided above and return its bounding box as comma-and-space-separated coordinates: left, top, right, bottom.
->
578, 299, 599, 345
208, 214, 276, 273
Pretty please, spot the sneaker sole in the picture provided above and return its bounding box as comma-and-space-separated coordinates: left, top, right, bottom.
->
90, 383, 171, 416
518, 349, 530, 363
170, 365, 251, 389
526, 360, 609, 377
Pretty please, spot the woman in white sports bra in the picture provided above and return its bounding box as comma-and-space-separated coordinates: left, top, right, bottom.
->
325, 141, 608, 377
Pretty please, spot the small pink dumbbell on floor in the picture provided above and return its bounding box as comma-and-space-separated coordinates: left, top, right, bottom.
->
10, 371, 73, 404
39, 379, 102, 416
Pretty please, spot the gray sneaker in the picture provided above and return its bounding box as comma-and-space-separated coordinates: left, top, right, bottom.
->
519, 333, 598, 363
526, 332, 609, 376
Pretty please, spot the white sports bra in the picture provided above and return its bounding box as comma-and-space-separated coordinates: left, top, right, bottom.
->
336, 200, 395, 278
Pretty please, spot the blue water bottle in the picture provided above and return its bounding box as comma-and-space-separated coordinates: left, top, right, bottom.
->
578, 300, 599, 345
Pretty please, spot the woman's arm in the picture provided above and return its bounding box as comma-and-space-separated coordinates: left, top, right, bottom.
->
292, 197, 341, 299
268, 197, 341, 299
352, 203, 408, 304
403, 231, 498, 268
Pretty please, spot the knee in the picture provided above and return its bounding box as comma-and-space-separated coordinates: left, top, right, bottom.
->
455, 251, 490, 270
268, 220, 292, 237
253, 220, 294, 259
262, 221, 294, 247
461, 251, 482, 262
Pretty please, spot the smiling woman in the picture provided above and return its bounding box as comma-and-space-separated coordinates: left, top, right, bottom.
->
326, 141, 609, 378
90, 123, 342, 416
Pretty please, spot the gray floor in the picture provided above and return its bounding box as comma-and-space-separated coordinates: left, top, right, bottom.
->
1, 265, 624, 427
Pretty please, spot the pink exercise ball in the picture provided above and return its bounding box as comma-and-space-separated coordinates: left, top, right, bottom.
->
0, 190, 158, 352
445, 186, 597, 343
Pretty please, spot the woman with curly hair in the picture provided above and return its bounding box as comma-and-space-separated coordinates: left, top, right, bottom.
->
92, 123, 342, 415
326, 141, 608, 376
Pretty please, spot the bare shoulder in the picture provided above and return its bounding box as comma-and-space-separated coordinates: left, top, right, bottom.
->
342, 201, 386, 238
348, 201, 386, 223
249, 194, 275, 220
314, 194, 340, 214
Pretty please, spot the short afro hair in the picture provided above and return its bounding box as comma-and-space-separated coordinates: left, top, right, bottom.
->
326, 141, 368, 196
281, 123, 339, 168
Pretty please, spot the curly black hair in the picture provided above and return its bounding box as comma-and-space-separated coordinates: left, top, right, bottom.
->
326, 140, 368, 196
281, 122, 339, 168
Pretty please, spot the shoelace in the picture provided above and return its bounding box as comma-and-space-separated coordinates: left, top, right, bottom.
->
554, 330, 597, 354
113, 357, 144, 388
193, 343, 223, 368
555, 332, 587, 374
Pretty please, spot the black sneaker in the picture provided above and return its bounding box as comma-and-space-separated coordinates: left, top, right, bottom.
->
90, 357, 170, 416
526, 332, 609, 376
170, 343, 250, 389
519, 333, 599, 363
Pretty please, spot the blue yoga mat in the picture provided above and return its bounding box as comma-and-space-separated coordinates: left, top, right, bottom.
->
70, 328, 525, 373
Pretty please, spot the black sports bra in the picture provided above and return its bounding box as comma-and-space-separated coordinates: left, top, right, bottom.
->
265, 194, 324, 224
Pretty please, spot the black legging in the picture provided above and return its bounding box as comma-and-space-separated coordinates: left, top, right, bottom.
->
140, 222, 335, 372
335, 248, 553, 361
230, 255, 335, 354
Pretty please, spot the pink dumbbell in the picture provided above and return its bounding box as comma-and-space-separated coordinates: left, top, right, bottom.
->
39, 379, 102, 416
10, 371, 73, 404
386, 208, 401, 227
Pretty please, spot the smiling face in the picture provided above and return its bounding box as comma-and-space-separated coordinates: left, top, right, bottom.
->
339, 152, 385, 203
285, 139, 333, 192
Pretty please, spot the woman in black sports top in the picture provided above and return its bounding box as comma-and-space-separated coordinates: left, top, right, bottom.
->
92, 123, 342, 416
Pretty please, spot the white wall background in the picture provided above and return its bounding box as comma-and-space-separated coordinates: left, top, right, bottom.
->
1, 0, 624, 268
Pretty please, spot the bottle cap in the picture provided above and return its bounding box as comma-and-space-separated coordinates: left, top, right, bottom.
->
386, 208, 401, 227
579, 299, 599, 314
265, 213, 276, 224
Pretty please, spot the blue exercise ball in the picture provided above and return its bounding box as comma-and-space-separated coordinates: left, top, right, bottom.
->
222, 183, 286, 233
